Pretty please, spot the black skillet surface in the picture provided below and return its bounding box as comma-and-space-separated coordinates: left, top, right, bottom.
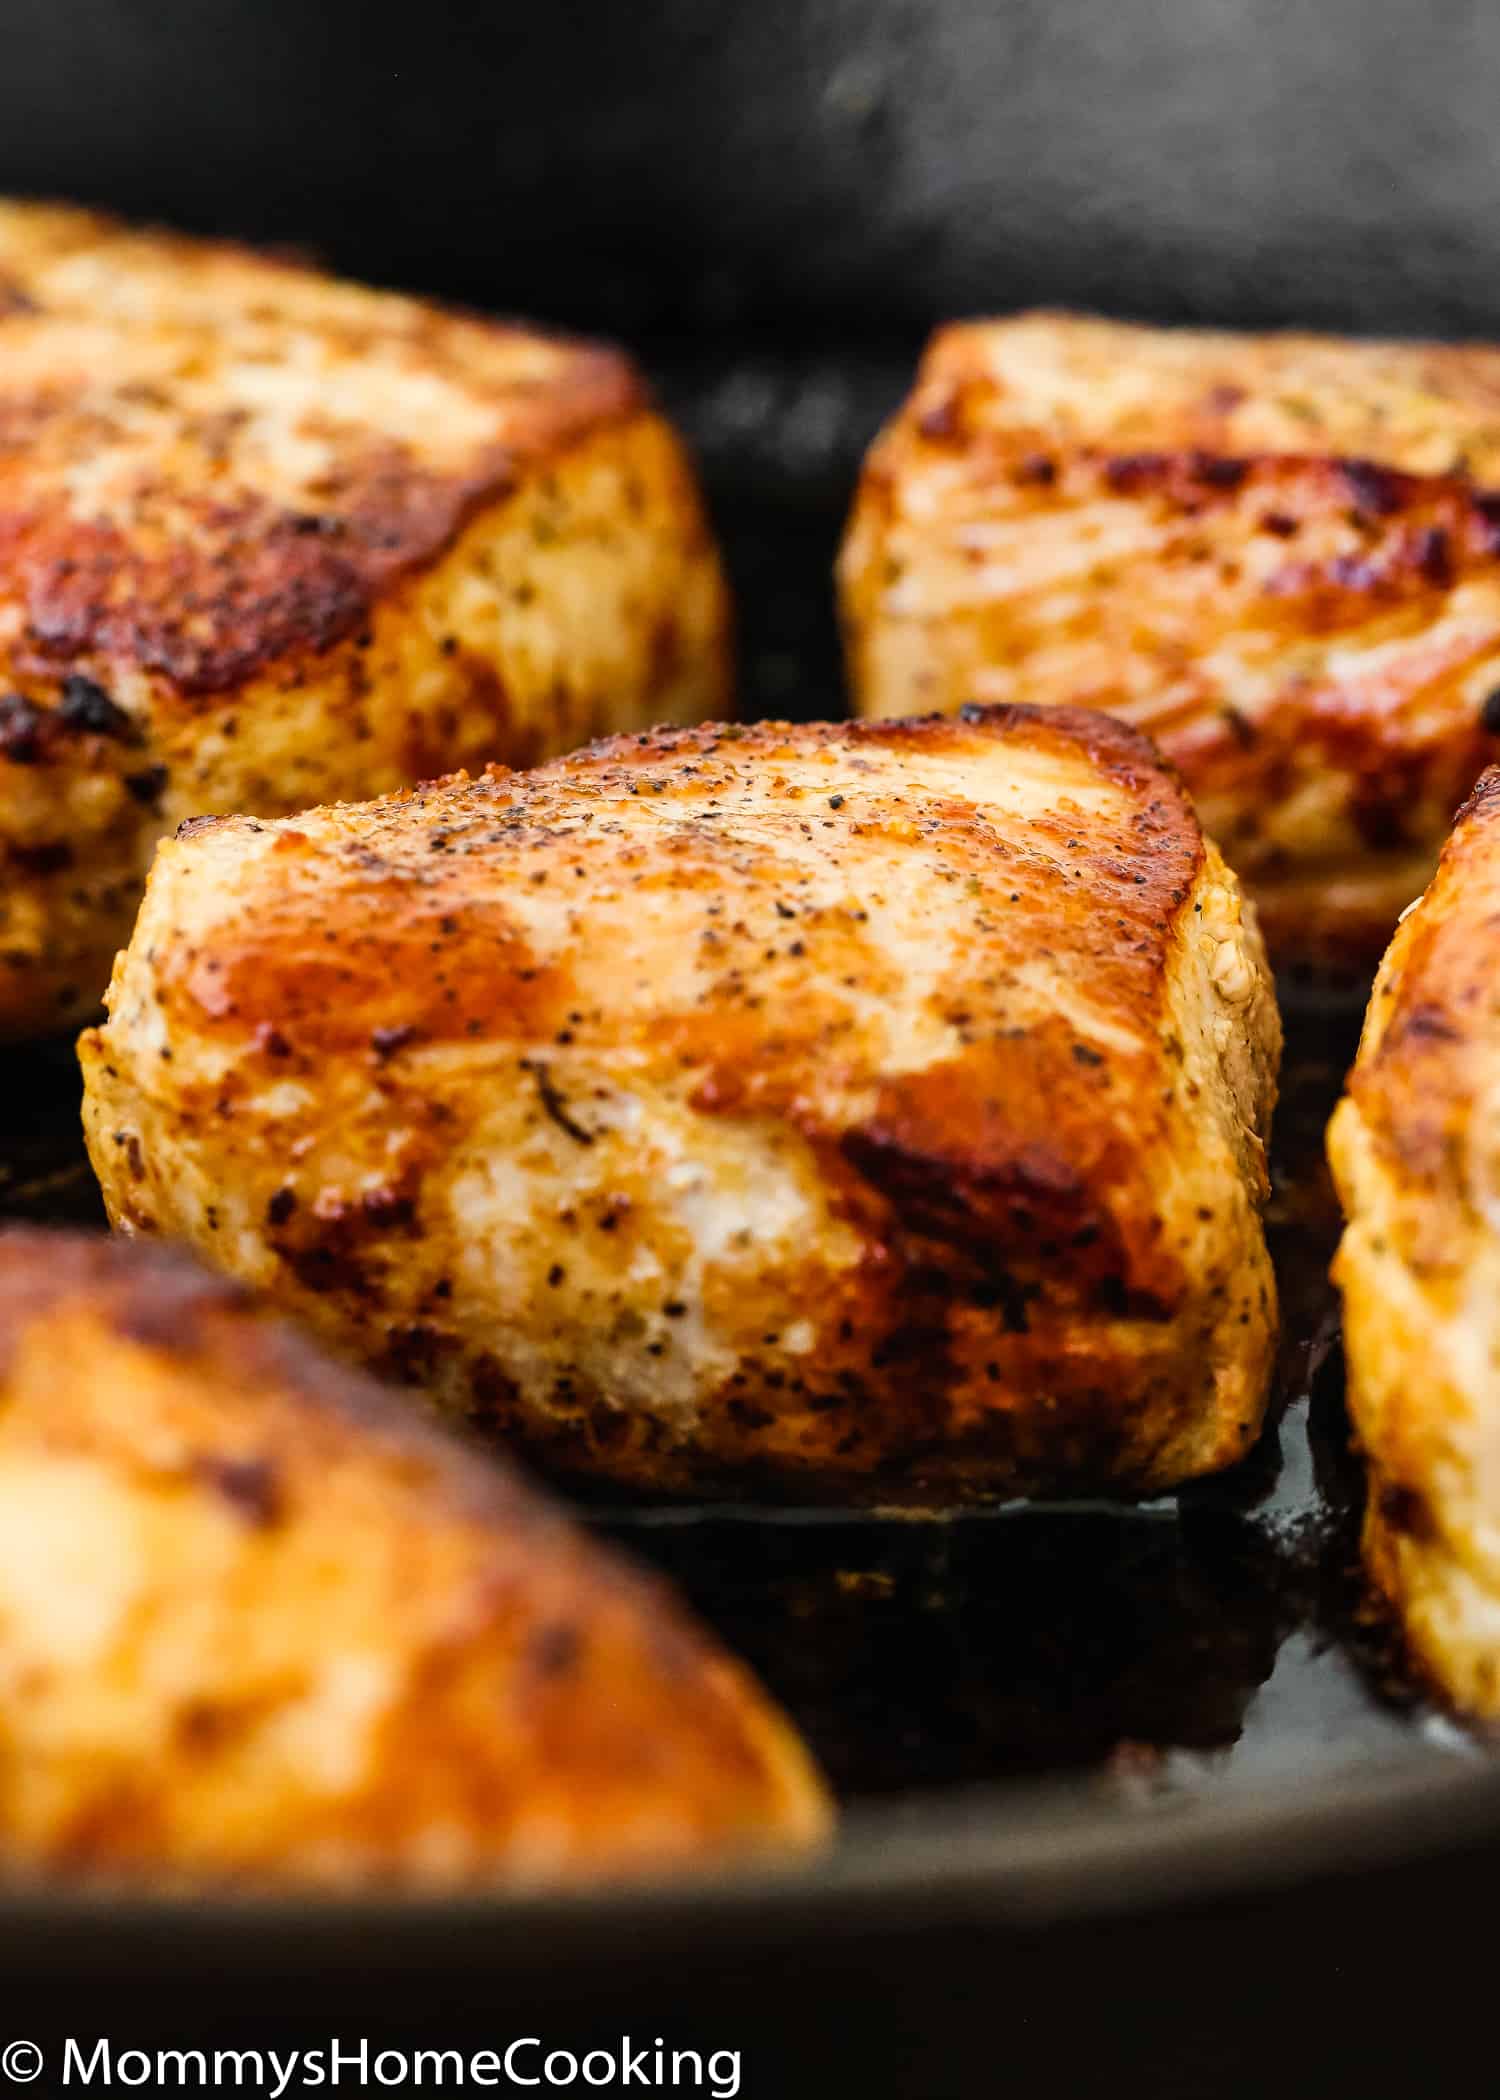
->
1, 361, 1498, 2096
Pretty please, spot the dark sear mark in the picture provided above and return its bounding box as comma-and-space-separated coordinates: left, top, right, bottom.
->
1412, 525, 1453, 588
2, 680, 146, 769
521, 1058, 595, 1145
124, 765, 169, 806
1376, 1479, 1437, 1544
991, 1271, 1036, 1335
193, 1454, 283, 1528
1396, 1003, 1461, 1043
0, 693, 44, 763
370, 1024, 419, 1062
1103, 452, 1170, 495
57, 675, 137, 741
1341, 458, 1404, 519
529, 1624, 583, 1676
8, 841, 72, 875
916, 392, 961, 443
1194, 454, 1248, 490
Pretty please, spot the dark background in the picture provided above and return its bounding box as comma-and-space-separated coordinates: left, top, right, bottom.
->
2, 0, 1494, 340
6, 0, 1494, 717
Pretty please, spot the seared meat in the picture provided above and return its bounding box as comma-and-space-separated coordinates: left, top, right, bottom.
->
83, 705, 1279, 1503
842, 311, 1500, 966
1329, 767, 1500, 1714
0, 200, 728, 1040
0, 1226, 828, 1889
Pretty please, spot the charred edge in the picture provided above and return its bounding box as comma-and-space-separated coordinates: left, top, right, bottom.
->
1454, 765, 1500, 827
950, 697, 1198, 808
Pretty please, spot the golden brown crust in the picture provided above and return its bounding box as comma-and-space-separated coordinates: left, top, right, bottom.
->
841, 312, 1500, 965
1329, 767, 1500, 1713
0, 1225, 828, 1889
0, 225, 643, 697
0, 199, 729, 1038
83, 705, 1281, 1504
1342, 769, 1500, 1175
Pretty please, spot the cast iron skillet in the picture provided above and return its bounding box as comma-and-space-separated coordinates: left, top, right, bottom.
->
0, 364, 1495, 2096
6, 0, 1500, 2062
